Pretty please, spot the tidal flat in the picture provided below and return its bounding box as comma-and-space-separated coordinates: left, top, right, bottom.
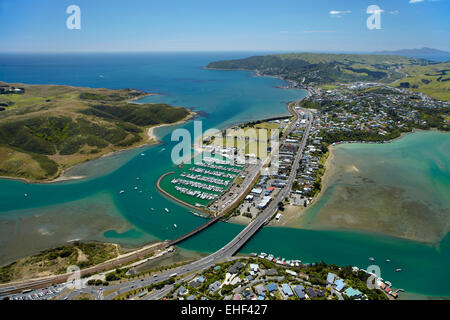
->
293, 130, 450, 244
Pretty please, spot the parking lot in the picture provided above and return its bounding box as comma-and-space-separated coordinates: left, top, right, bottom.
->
5, 284, 67, 301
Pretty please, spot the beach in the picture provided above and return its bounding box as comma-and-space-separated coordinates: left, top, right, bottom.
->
147, 110, 197, 143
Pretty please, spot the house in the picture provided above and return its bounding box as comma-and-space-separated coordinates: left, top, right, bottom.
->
327, 272, 337, 284
254, 284, 267, 296
334, 279, 346, 292
178, 286, 188, 296
257, 196, 272, 210
189, 280, 202, 289
228, 261, 245, 275
186, 295, 195, 300
281, 284, 294, 298
345, 287, 363, 299
242, 288, 252, 300
251, 188, 263, 195
285, 270, 298, 277
294, 285, 306, 299
232, 294, 242, 300
209, 281, 221, 294
307, 287, 319, 298
264, 269, 278, 276
249, 264, 259, 274
266, 283, 278, 293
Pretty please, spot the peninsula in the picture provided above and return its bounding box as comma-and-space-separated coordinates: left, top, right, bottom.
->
0, 82, 193, 182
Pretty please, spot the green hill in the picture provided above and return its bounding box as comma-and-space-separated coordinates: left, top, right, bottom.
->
0, 82, 191, 181
394, 61, 450, 101
207, 52, 432, 86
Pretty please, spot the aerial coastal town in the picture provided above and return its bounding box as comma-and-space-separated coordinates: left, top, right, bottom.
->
114, 255, 396, 301
2, 77, 442, 301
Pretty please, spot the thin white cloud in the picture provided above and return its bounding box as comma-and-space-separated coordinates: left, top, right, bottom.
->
409, 0, 440, 4
329, 10, 352, 15
281, 30, 336, 34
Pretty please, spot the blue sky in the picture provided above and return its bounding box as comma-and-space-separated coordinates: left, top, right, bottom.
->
1, 0, 449, 53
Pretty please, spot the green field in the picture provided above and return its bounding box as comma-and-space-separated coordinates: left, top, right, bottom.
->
395, 62, 450, 101
206, 121, 280, 161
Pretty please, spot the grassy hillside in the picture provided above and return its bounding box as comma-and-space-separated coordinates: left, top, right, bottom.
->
0, 242, 120, 283
0, 82, 191, 181
395, 62, 450, 101
207, 52, 431, 86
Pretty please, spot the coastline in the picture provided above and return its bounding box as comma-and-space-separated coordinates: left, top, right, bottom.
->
147, 110, 197, 144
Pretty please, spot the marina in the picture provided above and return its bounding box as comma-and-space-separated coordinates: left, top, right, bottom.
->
158, 156, 245, 208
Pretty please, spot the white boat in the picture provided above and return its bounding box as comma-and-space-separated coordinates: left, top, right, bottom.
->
395, 268, 402, 272
24, 194, 28, 197
141, 153, 145, 156
165, 208, 170, 213
119, 190, 125, 194
369, 257, 375, 261
386, 259, 391, 263
174, 224, 178, 228
150, 208, 155, 211
134, 187, 138, 190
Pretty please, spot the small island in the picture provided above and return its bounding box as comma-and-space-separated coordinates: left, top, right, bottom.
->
0, 82, 193, 182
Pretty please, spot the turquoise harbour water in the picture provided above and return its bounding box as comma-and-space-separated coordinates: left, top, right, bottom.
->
0, 53, 449, 297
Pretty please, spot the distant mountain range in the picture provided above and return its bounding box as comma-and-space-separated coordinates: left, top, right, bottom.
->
373, 47, 450, 57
